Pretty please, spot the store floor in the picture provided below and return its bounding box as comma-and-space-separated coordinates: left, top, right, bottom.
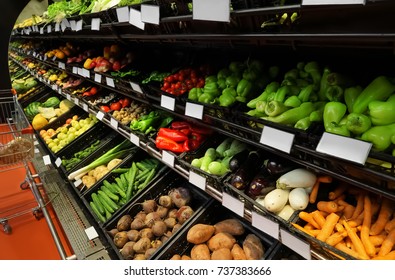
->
0, 165, 73, 260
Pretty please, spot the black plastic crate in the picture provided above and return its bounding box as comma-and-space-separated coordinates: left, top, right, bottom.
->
103, 169, 212, 260
248, 0, 300, 8
156, 199, 278, 260
81, 149, 168, 224
266, 242, 304, 260
80, 10, 113, 26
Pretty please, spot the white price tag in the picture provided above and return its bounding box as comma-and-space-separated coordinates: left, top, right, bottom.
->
58, 88, 63, 95
74, 179, 82, 187
40, 27, 44, 34
316, 132, 372, 164
94, 73, 102, 83
130, 82, 143, 93
96, 111, 105, 120
55, 157, 62, 167
34, 148, 39, 154
78, 68, 83, 76
192, 0, 230, 22
83, 103, 89, 112
160, 95, 175, 111
251, 211, 279, 240
61, 18, 70, 31
161, 150, 175, 167
43, 155, 51, 165
185, 102, 204, 120
280, 228, 311, 260
189, 171, 206, 191
74, 97, 79, 105
129, 8, 145, 30
141, 4, 160, 25
51, 84, 58, 91
52, 56, 57, 61
70, 20, 77, 31
55, 23, 60, 32
76, 20, 83, 31
130, 133, 140, 147
110, 118, 118, 129
47, 25, 52, 33
260, 126, 295, 154
66, 94, 71, 100
116, 6, 130, 23
222, 192, 244, 217
85, 226, 99, 240
91, 18, 101, 31
106, 77, 115, 87
58, 62, 65, 69
82, 69, 90, 78
34, 140, 38, 146
303, 0, 365, 5
72, 66, 78, 74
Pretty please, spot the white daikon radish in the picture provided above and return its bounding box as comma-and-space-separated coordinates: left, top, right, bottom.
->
276, 168, 317, 190
264, 188, 289, 213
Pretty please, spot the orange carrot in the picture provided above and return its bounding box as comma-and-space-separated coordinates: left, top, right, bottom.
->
317, 200, 339, 213
372, 250, 395, 260
370, 197, 395, 236
309, 175, 333, 204
335, 222, 345, 233
385, 217, 395, 233
378, 228, 395, 256
299, 211, 320, 229
304, 223, 315, 230
369, 234, 387, 247
342, 219, 369, 260
335, 243, 365, 260
328, 183, 347, 201
338, 200, 355, 220
349, 210, 365, 227
361, 195, 376, 258
312, 210, 326, 229
351, 194, 364, 220
291, 223, 317, 237
326, 231, 348, 247
316, 212, 340, 242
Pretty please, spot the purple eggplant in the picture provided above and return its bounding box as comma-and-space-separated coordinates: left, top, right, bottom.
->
230, 151, 264, 190
265, 156, 296, 176
245, 170, 276, 200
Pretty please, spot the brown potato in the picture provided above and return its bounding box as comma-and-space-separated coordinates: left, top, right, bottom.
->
214, 219, 245, 236
126, 229, 139, 242
242, 234, 264, 260
117, 215, 132, 232
187, 224, 215, 244
139, 228, 154, 240
133, 237, 152, 254
144, 247, 157, 259
120, 241, 135, 259
133, 254, 146, 260
207, 232, 236, 251
231, 243, 247, 260
114, 231, 129, 249
211, 248, 232, 260
191, 244, 211, 260
130, 218, 145, 230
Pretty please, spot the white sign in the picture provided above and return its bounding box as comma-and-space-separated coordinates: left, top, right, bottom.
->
96, 111, 105, 120
47, 25, 52, 33
129, 8, 145, 30
160, 94, 175, 111
55, 23, 60, 32
303, 0, 365, 5
222, 192, 244, 217
141, 4, 160, 25
189, 171, 206, 191
58, 62, 65, 69
55, 157, 62, 167
106, 77, 115, 87
74, 179, 82, 187
130, 82, 143, 93
260, 126, 295, 154
316, 132, 372, 164
110, 118, 118, 129
70, 20, 77, 31
161, 150, 175, 167
91, 18, 101, 31
82, 69, 90, 78
43, 155, 51, 165
85, 226, 99, 240
94, 73, 102, 83
116, 6, 130, 23
83, 103, 89, 112
130, 133, 140, 147
185, 102, 204, 120
192, 0, 230, 22
251, 211, 279, 240
280, 228, 311, 260
72, 67, 78, 74
76, 20, 83, 31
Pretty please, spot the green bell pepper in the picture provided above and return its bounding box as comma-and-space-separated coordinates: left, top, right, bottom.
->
265, 100, 288, 117
268, 66, 280, 79
204, 82, 220, 97
217, 68, 231, 80
294, 116, 311, 130
346, 113, 372, 135
246, 81, 280, 109
222, 87, 237, 97
219, 91, 236, 107
256, 100, 267, 114
368, 94, 395, 126
360, 123, 395, 151
298, 84, 315, 102
344, 86, 362, 113
236, 79, 253, 98
273, 85, 292, 103
249, 60, 264, 73
304, 61, 321, 91
353, 76, 395, 114
284, 95, 302, 108
325, 85, 344, 102
225, 75, 240, 88
318, 67, 331, 101
188, 88, 203, 101
242, 68, 258, 81
205, 75, 217, 84
323, 101, 350, 137
309, 102, 326, 122
284, 69, 299, 80
229, 61, 245, 74
262, 102, 315, 125
217, 78, 227, 90
198, 93, 216, 104
247, 109, 266, 118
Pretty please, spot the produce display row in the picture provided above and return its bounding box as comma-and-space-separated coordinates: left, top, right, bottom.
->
9, 58, 395, 260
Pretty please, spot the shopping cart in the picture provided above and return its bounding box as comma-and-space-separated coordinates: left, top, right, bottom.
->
0, 89, 41, 234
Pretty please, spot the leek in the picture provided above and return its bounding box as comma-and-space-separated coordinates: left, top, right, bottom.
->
68, 140, 134, 180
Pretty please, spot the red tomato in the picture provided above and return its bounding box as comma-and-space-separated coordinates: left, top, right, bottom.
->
121, 98, 131, 108
163, 81, 170, 89
110, 101, 122, 111
100, 105, 110, 112
90, 87, 98, 95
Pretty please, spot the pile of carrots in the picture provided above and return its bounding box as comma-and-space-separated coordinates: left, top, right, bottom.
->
292, 179, 395, 260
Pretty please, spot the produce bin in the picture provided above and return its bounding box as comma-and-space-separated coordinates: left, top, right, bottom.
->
266, 242, 304, 260
103, 169, 213, 260
81, 148, 168, 225
156, 199, 278, 260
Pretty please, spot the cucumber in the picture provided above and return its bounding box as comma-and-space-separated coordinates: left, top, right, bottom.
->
115, 177, 126, 190
111, 182, 126, 198
101, 185, 119, 202
98, 190, 119, 211
91, 193, 105, 215
90, 201, 106, 223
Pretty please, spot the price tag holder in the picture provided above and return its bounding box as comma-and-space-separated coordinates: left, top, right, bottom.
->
222, 192, 244, 217
302, 0, 365, 5
70, 20, 77, 31
110, 118, 118, 129
188, 171, 206, 191
116, 6, 130, 22
47, 25, 52, 33
280, 228, 311, 260
192, 0, 230, 22
83, 103, 89, 112
66, 94, 71, 100
94, 73, 102, 83
34, 148, 39, 154
40, 27, 44, 34
51, 84, 58, 91
91, 18, 101, 31
58, 88, 63, 95
106, 77, 115, 87
52, 56, 57, 61
85, 226, 99, 240
251, 211, 279, 240
55, 23, 60, 32
129, 8, 145, 30
130, 133, 140, 147
72, 67, 78, 74
76, 20, 83, 31
83, 69, 90, 78
161, 150, 175, 167
160, 95, 175, 111
78, 68, 83, 76
141, 4, 160, 25
74, 97, 80, 106
55, 157, 62, 167
58, 62, 65, 69
74, 179, 82, 187
260, 126, 295, 154
61, 18, 70, 31
43, 155, 51, 166
130, 82, 143, 93
96, 111, 105, 120
316, 132, 372, 165
185, 102, 204, 120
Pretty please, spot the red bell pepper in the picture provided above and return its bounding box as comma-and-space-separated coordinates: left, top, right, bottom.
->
158, 128, 188, 142
190, 124, 213, 135
171, 121, 191, 130
183, 139, 190, 152
155, 136, 186, 153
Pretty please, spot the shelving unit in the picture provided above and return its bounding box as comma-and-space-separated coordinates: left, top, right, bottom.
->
6, 0, 395, 260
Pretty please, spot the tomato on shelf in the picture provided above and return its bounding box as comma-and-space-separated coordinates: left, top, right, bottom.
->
119, 97, 131, 108
110, 101, 122, 111
100, 105, 110, 112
